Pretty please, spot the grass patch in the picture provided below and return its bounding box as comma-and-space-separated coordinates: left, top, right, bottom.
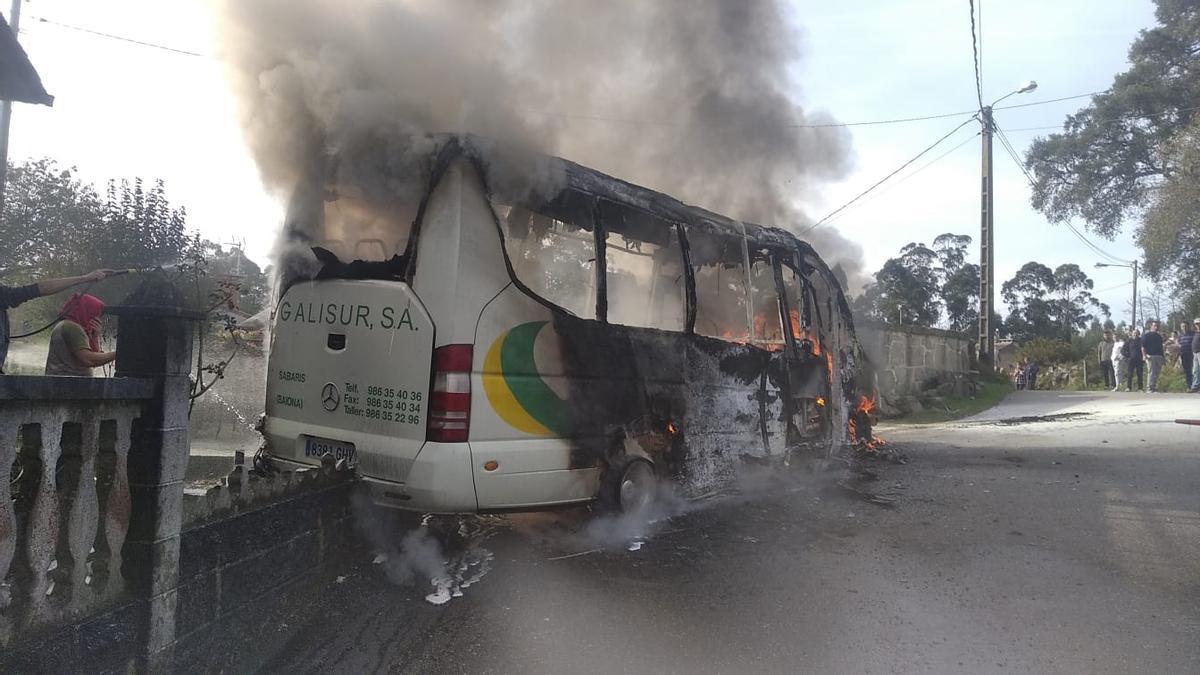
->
887, 375, 1013, 425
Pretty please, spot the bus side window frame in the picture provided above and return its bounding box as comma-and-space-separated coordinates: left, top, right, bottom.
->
592, 200, 690, 332
592, 200, 608, 323
779, 251, 823, 343
677, 222, 697, 334
771, 253, 797, 354
682, 222, 753, 343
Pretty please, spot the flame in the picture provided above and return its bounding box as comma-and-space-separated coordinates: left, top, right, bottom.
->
815, 397, 826, 407
666, 421, 678, 435
856, 394, 876, 415
848, 393, 888, 452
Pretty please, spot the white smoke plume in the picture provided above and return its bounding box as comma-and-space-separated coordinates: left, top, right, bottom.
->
213, 0, 864, 282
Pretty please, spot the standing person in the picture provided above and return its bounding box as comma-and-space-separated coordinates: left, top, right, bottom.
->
1015, 359, 1028, 390
44, 294, 115, 376
1112, 330, 1127, 393
1124, 328, 1145, 392
1190, 319, 1200, 392
1179, 322, 1195, 391
1026, 359, 1041, 390
1098, 330, 1115, 390
1142, 321, 1165, 392
1, 269, 115, 373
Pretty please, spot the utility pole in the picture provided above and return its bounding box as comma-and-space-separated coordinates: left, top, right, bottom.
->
975, 82, 1036, 370
978, 105, 995, 370
0, 0, 24, 218
1131, 259, 1138, 329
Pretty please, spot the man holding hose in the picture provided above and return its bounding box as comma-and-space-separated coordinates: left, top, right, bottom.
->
0, 269, 116, 374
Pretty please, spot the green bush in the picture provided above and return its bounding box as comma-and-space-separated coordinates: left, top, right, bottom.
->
1015, 338, 1075, 365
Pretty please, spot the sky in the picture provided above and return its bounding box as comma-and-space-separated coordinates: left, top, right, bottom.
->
5, 0, 1157, 324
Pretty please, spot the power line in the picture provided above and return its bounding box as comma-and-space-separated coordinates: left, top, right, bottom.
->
993, 120, 1132, 265
968, 0, 984, 109
1094, 280, 1132, 294
802, 115, 978, 234
994, 90, 1106, 111
788, 109, 976, 129
1002, 103, 1200, 132
825, 129, 980, 226
32, 16, 209, 58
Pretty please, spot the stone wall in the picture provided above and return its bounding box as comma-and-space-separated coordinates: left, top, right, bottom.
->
856, 321, 976, 414
174, 468, 360, 673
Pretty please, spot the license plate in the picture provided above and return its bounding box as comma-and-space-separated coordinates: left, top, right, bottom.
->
303, 436, 357, 467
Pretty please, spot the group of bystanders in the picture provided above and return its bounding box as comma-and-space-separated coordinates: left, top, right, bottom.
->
1098, 320, 1199, 393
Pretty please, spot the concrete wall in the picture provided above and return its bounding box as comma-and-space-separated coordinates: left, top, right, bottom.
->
856, 321, 975, 412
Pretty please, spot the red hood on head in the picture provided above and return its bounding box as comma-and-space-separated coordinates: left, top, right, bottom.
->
61, 293, 105, 351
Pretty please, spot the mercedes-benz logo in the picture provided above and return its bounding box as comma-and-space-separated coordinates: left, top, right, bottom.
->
321, 382, 340, 412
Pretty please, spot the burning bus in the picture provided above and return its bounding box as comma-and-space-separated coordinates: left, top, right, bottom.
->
261, 135, 865, 513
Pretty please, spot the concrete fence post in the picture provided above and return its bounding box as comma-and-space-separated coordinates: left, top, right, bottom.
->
110, 280, 203, 673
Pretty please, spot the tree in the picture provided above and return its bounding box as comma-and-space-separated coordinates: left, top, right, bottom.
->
1051, 264, 1109, 336
1026, 0, 1200, 238
86, 177, 190, 272
1002, 262, 1107, 341
856, 241, 945, 326
1, 160, 193, 282
1138, 119, 1200, 296
855, 234, 983, 329
0, 159, 102, 279
858, 257, 938, 325
1002, 262, 1058, 341
931, 234, 978, 332
932, 233, 971, 277
942, 263, 980, 332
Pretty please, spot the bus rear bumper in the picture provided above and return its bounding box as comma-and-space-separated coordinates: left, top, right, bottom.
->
364, 441, 478, 513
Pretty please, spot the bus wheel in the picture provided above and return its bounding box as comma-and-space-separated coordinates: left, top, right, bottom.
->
612, 458, 657, 514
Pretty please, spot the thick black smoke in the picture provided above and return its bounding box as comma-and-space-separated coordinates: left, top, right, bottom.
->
214, 0, 864, 282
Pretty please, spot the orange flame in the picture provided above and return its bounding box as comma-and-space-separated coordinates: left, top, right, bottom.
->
848, 393, 888, 451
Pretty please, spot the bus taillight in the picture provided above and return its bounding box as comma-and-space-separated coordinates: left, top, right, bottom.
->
428, 344, 473, 443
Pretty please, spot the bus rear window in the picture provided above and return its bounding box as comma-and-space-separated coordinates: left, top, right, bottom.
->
320, 195, 414, 262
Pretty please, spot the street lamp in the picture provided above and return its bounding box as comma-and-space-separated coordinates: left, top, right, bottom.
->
978, 80, 1039, 370
992, 81, 1039, 107
1095, 260, 1139, 328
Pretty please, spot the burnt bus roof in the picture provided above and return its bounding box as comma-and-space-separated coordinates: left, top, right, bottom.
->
449, 133, 811, 255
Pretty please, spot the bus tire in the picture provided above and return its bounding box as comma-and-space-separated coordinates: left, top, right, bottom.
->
603, 457, 657, 514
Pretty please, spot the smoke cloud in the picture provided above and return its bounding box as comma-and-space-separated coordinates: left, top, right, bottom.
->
213, 0, 864, 281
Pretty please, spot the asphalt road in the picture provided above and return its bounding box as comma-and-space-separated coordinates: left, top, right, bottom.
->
262, 391, 1200, 674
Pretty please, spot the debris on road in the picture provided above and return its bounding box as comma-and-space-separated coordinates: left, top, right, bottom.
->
988, 412, 1091, 426
546, 549, 602, 561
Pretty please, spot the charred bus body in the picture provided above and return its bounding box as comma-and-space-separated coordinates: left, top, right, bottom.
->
263, 135, 865, 513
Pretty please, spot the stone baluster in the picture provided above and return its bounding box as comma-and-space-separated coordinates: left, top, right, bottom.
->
64, 410, 100, 613
0, 411, 16, 613
23, 412, 63, 627
97, 409, 133, 603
